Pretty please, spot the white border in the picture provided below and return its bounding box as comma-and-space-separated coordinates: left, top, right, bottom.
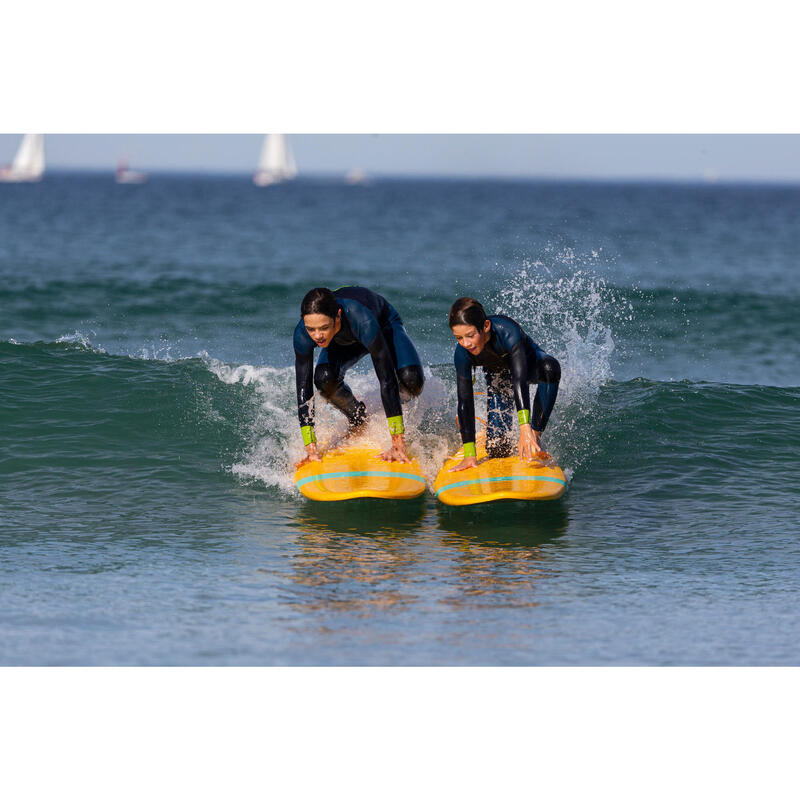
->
3, 668, 796, 799
2, 2, 799, 132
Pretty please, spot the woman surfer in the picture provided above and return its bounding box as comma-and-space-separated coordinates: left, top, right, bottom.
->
294, 286, 424, 464
448, 297, 560, 472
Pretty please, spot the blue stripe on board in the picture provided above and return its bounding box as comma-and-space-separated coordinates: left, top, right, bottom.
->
437, 474, 567, 497
296, 470, 427, 490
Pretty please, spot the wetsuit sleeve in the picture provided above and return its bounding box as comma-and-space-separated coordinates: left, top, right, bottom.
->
454, 346, 477, 457
366, 329, 404, 434
509, 339, 531, 425
293, 320, 316, 445
496, 321, 532, 426
346, 301, 404, 434
508, 336, 532, 426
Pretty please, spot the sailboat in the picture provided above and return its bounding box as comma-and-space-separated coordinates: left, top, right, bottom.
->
115, 158, 148, 184
345, 167, 370, 185
0, 134, 45, 182
253, 134, 297, 186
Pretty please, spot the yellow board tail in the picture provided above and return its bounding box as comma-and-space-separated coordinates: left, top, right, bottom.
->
294, 445, 426, 501
434, 443, 567, 506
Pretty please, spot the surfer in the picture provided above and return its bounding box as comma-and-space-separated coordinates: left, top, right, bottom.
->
294, 286, 425, 464
448, 297, 560, 471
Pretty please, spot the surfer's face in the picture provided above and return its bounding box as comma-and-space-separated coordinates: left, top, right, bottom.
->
304, 311, 341, 347
451, 319, 491, 355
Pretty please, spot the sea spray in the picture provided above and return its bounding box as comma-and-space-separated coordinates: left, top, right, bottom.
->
205, 353, 459, 493
210, 258, 637, 492
489, 256, 630, 473
55, 330, 106, 352
201, 354, 299, 493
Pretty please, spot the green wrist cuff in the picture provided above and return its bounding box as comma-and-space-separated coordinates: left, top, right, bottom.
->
301, 425, 316, 446
387, 415, 404, 436
517, 409, 531, 427
463, 442, 477, 458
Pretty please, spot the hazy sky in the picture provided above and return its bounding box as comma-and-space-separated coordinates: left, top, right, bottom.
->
3, 134, 800, 182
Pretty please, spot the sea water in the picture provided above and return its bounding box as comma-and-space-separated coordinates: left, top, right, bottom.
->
1, 174, 798, 665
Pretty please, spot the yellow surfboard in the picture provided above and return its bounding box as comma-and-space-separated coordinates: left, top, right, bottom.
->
434, 443, 567, 506
294, 445, 426, 501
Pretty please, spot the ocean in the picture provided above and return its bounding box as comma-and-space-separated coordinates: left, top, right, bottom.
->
1, 174, 798, 665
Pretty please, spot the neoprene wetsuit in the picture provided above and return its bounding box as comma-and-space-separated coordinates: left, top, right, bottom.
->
293, 286, 424, 446
454, 315, 560, 459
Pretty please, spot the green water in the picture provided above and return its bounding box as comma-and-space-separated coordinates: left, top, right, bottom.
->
1, 175, 798, 664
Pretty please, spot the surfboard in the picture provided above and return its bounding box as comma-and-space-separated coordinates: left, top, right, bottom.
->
434, 442, 567, 506
294, 445, 426, 501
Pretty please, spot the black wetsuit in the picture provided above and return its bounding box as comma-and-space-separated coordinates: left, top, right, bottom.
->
454, 315, 560, 458
293, 287, 424, 445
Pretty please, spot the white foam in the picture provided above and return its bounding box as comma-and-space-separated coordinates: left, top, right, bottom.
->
203, 353, 461, 493
202, 353, 301, 494
55, 330, 107, 353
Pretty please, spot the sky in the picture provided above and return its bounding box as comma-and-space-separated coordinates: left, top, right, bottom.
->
2, 134, 800, 182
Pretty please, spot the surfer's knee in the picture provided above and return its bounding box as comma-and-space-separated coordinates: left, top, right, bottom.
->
397, 364, 424, 398
539, 356, 561, 383
314, 363, 339, 397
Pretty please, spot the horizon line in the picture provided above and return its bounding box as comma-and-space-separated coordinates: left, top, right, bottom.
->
17, 168, 800, 187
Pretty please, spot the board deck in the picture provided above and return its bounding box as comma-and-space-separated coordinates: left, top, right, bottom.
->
294, 445, 426, 501
434, 443, 567, 506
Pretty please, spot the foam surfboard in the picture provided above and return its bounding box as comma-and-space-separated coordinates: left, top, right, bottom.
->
434, 442, 567, 506
294, 445, 426, 501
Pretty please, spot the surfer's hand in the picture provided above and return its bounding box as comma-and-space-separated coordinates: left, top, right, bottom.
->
380, 434, 411, 463
450, 457, 478, 472
295, 442, 321, 467
518, 425, 547, 462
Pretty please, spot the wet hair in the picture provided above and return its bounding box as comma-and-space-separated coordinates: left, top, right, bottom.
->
449, 297, 487, 330
301, 287, 340, 319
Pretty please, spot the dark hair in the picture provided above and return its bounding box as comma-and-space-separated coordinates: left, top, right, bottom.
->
301, 287, 339, 319
449, 297, 487, 329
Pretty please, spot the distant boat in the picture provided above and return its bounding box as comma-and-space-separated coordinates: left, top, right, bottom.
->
345, 167, 370, 186
0, 134, 45, 183
253, 134, 297, 186
115, 158, 148, 184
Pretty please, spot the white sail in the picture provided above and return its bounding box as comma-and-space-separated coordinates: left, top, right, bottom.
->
0, 134, 45, 182
345, 168, 369, 185
253, 134, 297, 186
115, 158, 148, 184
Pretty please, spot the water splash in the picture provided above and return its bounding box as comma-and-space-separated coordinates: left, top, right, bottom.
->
488, 254, 629, 471
203, 353, 459, 494
202, 354, 299, 493
203, 255, 631, 491
55, 330, 107, 353
137, 340, 179, 361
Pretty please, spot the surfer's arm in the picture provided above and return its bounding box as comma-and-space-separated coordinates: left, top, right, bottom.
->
455, 347, 476, 445
502, 327, 548, 461
364, 327, 405, 439
451, 347, 478, 470
341, 301, 408, 461
345, 300, 405, 437
293, 322, 319, 459
509, 343, 547, 460
508, 337, 532, 424
295, 352, 320, 463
